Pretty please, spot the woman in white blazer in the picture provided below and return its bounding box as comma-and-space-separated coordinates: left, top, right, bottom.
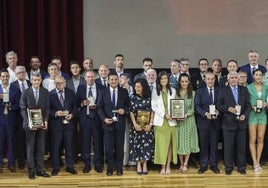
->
151, 71, 178, 175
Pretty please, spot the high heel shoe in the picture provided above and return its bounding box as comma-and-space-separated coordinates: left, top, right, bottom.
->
181, 165, 188, 173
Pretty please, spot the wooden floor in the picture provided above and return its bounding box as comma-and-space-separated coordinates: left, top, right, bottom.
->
0, 160, 268, 188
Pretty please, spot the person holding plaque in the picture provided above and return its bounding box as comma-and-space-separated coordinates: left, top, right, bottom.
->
20, 73, 51, 179
247, 69, 268, 173
97, 73, 129, 176
129, 78, 154, 175
49, 76, 77, 176
176, 73, 199, 173
76, 70, 105, 174
216, 71, 251, 175
0, 69, 21, 173
151, 71, 178, 175
194, 72, 221, 174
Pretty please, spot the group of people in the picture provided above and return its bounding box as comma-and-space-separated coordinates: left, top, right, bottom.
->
0, 50, 268, 180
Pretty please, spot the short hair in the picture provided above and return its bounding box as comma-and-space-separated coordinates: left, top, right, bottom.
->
30, 72, 42, 79
146, 68, 156, 75
198, 58, 209, 65
30, 56, 39, 60
227, 59, 238, 66
212, 59, 222, 66
15, 66, 26, 73
51, 56, 61, 62
0, 68, 9, 75
227, 71, 239, 79
179, 57, 189, 63
69, 60, 80, 67
238, 70, 247, 76
5, 51, 17, 59
108, 72, 118, 79
171, 59, 182, 67
47, 62, 59, 71
142, 57, 153, 64
249, 50, 259, 54
83, 58, 93, 63
114, 54, 124, 59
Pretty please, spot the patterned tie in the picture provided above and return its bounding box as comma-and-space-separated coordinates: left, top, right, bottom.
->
59, 91, 64, 107
88, 87, 93, 97
21, 83, 25, 92
112, 89, 116, 108
209, 88, 213, 104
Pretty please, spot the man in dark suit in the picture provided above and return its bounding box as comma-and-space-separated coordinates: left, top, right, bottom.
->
219, 60, 238, 87
195, 72, 221, 174
97, 73, 130, 176
77, 70, 105, 174
216, 71, 251, 175
27, 56, 48, 80
49, 76, 77, 176
169, 59, 181, 89
240, 50, 266, 84
95, 64, 110, 87
133, 57, 153, 82
20, 73, 51, 179
10, 66, 32, 169
45, 56, 70, 80
0, 69, 21, 173
66, 60, 86, 93
191, 58, 209, 90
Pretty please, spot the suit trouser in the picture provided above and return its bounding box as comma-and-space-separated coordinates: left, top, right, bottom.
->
198, 125, 219, 168
25, 129, 45, 172
223, 128, 247, 171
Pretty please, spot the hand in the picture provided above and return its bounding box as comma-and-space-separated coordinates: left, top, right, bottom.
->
165, 114, 172, 120
42, 121, 48, 130
56, 111, 65, 117
228, 107, 237, 114
117, 109, 125, 115
205, 112, 212, 120
82, 100, 90, 106
263, 102, 267, 108
134, 123, 142, 131
104, 118, 113, 125
239, 115, 246, 121
144, 124, 152, 132
65, 114, 73, 120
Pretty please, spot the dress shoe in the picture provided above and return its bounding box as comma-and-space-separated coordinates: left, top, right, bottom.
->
52, 169, 59, 176
18, 163, 25, 169
8, 165, 16, 173
137, 170, 143, 175
225, 170, 232, 175
210, 166, 220, 174
198, 167, 207, 174
142, 171, 148, 175
106, 169, 113, 176
66, 167, 77, 175
36, 171, 51, 177
95, 167, 103, 173
117, 169, 123, 176
83, 165, 91, 173
29, 171, 35, 179
0, 167, 3, 174
238, 169, 246, 175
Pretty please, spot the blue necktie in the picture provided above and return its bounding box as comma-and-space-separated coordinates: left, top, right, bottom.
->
233, 88, 238, 104
21, 83, 25, 92
112, 89, 116, 108
35, 90, 39, 104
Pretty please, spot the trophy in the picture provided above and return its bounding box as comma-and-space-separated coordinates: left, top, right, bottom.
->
256, 99, 263, 113
112, 110, 118, 122
235, 105, 241, 120
209, 105, 217, 119
62, 110, 69, 124
2, 90, 9, 115
86, 97, 96, 115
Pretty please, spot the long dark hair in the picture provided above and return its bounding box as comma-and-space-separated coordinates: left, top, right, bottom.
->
133, 78, 151, 98
176, 73, 193, 98
156, 71, 172, 96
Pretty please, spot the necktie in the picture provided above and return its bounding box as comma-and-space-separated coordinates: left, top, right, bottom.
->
103, 80, 107, 87
203, 75, 205, 80
252, 67, 256, 75
209, 88, 213, 104
150, 84, 153, 91
233, 87, 238, 104
35, 90, 39, 104
59, 91, 64, 107
112, 89, 116, 108
21, 83, 25, 92
88, 87, 93, 97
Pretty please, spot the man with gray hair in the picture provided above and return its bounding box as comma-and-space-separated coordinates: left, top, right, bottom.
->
169, 59, 181, 89
146, 68, 157, 91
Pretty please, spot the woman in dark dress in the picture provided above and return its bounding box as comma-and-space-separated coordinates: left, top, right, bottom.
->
129, 79, 154, 175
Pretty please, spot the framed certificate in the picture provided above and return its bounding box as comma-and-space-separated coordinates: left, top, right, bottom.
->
170, 99, 185, 119
27, 108, 45, 129
136, 110, 151, 130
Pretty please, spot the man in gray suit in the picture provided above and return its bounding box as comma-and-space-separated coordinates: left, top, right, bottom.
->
20, 73, 50, 179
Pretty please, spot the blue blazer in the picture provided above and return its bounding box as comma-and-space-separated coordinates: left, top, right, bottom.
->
195, 86, 221, 130
10, 80, 32, 94
49, 88, 77, 130
239, 64, 266, 84
97, 87, 130, 131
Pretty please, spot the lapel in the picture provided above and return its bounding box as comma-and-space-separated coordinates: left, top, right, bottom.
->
227, 86, 237, 105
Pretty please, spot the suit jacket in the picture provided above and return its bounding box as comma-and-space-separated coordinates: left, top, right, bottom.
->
216, 85, 251, 130
110, 69, 133, 84
66, 77, 86, 93
219, 75, 229, 87
95, 78, 109, 88
76, 83, 105, 127
195, 86, 221, 130
10, 80, 32, 94
27, 70, 48, 80
191, 73, 206, 90
20, 87, 50, 129
151, 88, 177, 126
169, 73, 179, 89
97, 86, 130, 130
49, 88, 77, 131
239, 64, 266, 84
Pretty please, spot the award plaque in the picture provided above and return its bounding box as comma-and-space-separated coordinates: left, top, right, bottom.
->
87, 97, 96, 109
136, 110, 151, 130
235, 105, 241, 120
170, 99, 185, 119
62, 110, 69, 124
209, 105, 217, 119
27, 108, 45, 129
256, 99, 263, 113
112, 110, 118, 122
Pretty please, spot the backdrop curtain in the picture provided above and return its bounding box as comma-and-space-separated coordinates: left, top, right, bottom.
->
0, 0, 83, 72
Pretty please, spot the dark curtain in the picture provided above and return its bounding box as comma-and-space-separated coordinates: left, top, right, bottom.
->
0, 0, 84, 73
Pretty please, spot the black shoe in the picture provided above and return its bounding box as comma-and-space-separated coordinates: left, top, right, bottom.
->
95, 167, 103, 173
116, 169, 123, 176
52, 169, 59, 176
225, 170, 232, 175
36, 171, 51, 177
66, 167, 77, 175
18, 162, 25, 169
106, 168, 113, 176
137, 170, 143, 175
142, 171, 148, 175
29, 171, 35, 179
210, 166, 220, 174
60, 159, 65, 166
198, 167, 207, 174
8, 165, 16, 173
238, 169, 246, 175
83, 165, 91, 173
